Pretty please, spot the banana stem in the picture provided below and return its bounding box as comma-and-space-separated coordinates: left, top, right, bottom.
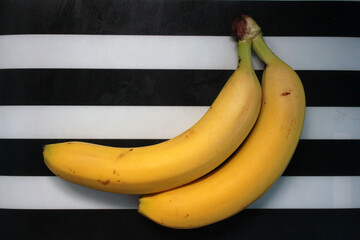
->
237, 40, 253, 70
231, 15, 260, 70
252, 33, 282, 65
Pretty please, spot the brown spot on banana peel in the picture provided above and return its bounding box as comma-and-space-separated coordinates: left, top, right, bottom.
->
97, 179, 110, 185
286, 128, 292, 138
281, 89, 293, 96
185, 130, 195, 138
117, 149, 134, 160
117, 152, 127, 159
286, 120, 295, 137
281, 91, 291, 96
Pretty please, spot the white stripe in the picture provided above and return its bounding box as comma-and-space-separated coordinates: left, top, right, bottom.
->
250, 176, 360, 209
0, 35, 359, 70
0, 106, 359, 140
332, 177, 353, 208
301, 107, 360, 139
0, 176, 358, 209
0, 176, 139, 210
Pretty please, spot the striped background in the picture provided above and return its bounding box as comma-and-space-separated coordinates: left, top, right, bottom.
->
0, 0, 359, 239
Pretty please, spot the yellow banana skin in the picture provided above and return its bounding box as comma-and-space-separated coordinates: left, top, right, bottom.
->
43, 40, 262, 194
138, 18, 306, 228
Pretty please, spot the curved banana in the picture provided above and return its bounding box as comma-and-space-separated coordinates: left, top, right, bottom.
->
43, 31, 262, 194
138, 15, 306, 228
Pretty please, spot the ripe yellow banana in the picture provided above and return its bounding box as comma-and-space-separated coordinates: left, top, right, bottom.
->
43, 30, 262, 194
138, 15, 306, 228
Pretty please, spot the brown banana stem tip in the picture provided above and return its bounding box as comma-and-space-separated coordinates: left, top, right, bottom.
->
232, 14, 262, 41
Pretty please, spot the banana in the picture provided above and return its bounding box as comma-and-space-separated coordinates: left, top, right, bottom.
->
138, 15, 306, 228
43, 28, 262, 194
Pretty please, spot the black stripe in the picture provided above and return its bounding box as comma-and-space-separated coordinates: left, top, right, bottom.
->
1, 69, 359, 106
0, 139, 164, 176
284, 140, 360, 176
0, 69, 232, 106
1, 139, 359, 176
0, 0, 359, 36
0, 209, 358, 240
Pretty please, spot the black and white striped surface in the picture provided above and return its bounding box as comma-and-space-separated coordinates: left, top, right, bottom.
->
1, 0, 359, 239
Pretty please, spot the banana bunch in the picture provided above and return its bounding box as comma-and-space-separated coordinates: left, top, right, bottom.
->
43, 15, 305, 228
